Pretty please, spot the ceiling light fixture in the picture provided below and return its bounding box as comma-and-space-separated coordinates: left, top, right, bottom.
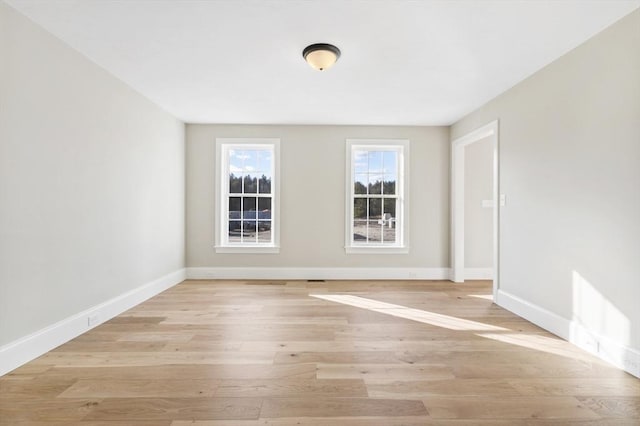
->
302, 43, 341, 71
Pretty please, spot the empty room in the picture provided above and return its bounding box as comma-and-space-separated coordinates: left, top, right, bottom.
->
1, 0, 639, 424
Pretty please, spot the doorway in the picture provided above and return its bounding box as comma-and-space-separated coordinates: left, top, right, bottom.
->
451, 120, 499, 299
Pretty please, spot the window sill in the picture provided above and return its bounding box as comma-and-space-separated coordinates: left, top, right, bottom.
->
345, 246, 409, 254
215, 245, 280, 254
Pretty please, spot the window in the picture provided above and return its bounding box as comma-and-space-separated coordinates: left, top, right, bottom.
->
346, 139, 409, 253
215, 138, 280, 253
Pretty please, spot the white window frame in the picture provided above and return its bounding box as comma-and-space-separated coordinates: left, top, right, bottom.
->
215, 138, 280, 253
345, 139, 409, 254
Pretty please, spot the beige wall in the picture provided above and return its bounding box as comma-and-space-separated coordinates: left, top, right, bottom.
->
464, 136, 493, 269
0, 2, 185, 346
452, 10, 640, 352
187, 124, 449, 269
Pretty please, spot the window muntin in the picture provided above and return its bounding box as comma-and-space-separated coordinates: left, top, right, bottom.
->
347, 140, 408, 251
217, 139, 279, 251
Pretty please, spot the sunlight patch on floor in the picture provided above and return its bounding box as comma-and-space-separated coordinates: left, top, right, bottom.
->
468, 294, 493, 301
310, 294, 507, 331
477, 332, 596, 361
310, 293, 602, 362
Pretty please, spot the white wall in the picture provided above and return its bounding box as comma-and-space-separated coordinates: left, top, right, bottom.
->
464, 136, 493, 269
452, 10, 640, 374
186, 124, 449, 275
0, 2, 185, 350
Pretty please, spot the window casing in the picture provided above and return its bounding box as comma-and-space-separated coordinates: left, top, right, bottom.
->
346, 139, 409, 253
215, 138, 280, 253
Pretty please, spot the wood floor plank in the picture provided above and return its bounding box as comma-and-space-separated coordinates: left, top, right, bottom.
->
2, 363, 52, 375
161, 341, 244, 352
576, 396, 640, 417
273, 350, 400, 364
82, 397, 263, 421
0, 375, 77, 398
509, 378, 640, 396
351, 338, 553, 352
450, 360, 623, 379
52, 341, 167, 352
213, 378, 367, 397
10, 422, 172, 426
116, 332, 195, 342
240, 341, 358, 352
260, 397, 428, 418
170, 418, 526, 426
31, 351, 275, 367
58, 377, 365, 400
366, 378, 520, 398
422, 396, 600, 419
0, 398, 101, 422
106, 316, 167, 324
35, 364, 317, 381
58, 379, 218, 398
316, 363, 454, 381
523, 420, 640, 426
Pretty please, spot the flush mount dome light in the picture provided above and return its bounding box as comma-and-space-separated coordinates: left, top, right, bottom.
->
302, 43, 341, 71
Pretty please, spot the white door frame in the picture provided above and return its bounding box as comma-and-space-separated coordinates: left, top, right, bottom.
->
451, 120, 499, 299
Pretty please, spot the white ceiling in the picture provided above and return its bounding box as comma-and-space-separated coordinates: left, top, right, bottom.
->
5, 0, 639, 125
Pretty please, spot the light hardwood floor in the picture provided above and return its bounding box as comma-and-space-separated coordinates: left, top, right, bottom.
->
1, 279, 639, 425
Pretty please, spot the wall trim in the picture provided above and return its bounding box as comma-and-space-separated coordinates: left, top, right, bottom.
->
0, 268, 186, 377
186, 267, 450, 281
496, 289, 640, 379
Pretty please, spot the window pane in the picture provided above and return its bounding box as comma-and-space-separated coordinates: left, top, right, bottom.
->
368, 151, 383, 174
229, 173, 242, 193
383, 198, 396, 219
369, 175, 382, 194
353, 198, 367, 219
367, 222, 382, 242
258, 220, 271, 231
229, 149, 244, 174
242, 221, 257, 241
354, 150, 368, 173
368, 198, 381, 219
244, 174, 257, 193
229, 197, 241, 218
258, 150, 272, 173
258, 173, 271, 194
243, 197, 257, 214
353, 219, 367, 242
383, 178, 396, 195
228, 221, 241, 243
354, 174, 367, 194
258, 221, 272, 243
258, 197, 272, 218
229, 236, 243, 243
368, 198, 382, 243
383, 151, 397, 176
243, 150, 258, 173
382, 225, 396, 244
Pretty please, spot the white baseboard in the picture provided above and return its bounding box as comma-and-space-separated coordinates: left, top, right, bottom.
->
0, 268, 186, 377
186, 267, 450, 281
496, 289, 640, 379
464, 268, 493, 280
